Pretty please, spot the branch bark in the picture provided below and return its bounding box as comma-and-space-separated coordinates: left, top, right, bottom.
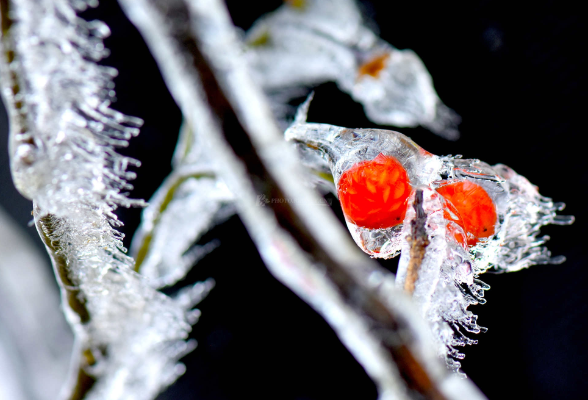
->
404, 189, 430, 294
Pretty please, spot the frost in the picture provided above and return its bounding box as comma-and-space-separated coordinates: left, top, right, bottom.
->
246, 0, 460, 139
2, 0, 143, 215
0, 0, 212, 398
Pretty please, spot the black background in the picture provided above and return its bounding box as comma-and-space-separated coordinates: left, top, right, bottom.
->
0, 1, 586, 399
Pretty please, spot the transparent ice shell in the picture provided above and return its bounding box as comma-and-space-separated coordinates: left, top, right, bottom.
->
439, 159, 575, 273
286, 118, 443, 258
245, 0, 460, 139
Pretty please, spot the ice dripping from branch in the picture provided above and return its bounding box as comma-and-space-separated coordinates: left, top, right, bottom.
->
395, 188, 488, 374
246, 0, 460, 139
0, 0, 211, 398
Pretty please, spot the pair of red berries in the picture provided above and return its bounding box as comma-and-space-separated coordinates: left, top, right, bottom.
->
337, 153, 497, 247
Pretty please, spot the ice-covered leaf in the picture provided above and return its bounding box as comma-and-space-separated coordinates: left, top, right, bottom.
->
246, 0, 460, 139
132, 123, 234, 288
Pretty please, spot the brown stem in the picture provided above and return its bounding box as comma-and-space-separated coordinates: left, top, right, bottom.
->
404, 189, 430, 294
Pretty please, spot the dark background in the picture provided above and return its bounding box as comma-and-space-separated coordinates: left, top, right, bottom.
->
0, 1, 585, 399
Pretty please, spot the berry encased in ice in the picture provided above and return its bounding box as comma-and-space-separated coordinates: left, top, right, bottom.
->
338, 153, 412, 229
437, 180, 497, 246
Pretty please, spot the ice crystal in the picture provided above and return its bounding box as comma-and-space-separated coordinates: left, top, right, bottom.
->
1, 0, 143, 215
246, 0, 460, 139
395, 189, 488, 373
0, 0, 212, 398
34, 210, 213, 400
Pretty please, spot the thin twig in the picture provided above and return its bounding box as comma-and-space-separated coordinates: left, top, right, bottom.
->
404, 189, 430, 294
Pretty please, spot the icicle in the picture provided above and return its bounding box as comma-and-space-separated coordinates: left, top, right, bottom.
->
395, 188, 488, 373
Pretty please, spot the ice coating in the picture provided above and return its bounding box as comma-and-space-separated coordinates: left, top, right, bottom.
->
246, 0, 460, 139
395, 189, 489, 373
0, 1, 213, 398
131, 123, 234, 288
0, 0, 144, 216
440, 159, 575, 272
287, 113, 573, 371
286, 115, 442, 258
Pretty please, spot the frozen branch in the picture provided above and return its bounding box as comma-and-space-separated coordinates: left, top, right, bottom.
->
117, 0, 486, 398
0, 0, 210, 398
245, 0, 460, 139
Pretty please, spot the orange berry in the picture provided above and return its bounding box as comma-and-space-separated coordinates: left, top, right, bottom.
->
436, 181, 497, 246
338, 153, 412, 229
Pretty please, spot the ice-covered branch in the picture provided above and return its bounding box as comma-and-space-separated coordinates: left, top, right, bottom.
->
0, 1, 210, 398
118, 0, 486, 398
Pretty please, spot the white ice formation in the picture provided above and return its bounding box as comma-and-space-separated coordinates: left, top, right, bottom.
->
0, 0, 212, 398
246, 0, 460, 139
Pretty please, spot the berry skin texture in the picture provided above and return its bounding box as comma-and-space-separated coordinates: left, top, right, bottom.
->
337, 153, 412, 230
436, 181, 497, 246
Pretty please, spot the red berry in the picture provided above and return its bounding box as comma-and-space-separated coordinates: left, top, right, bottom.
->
338, 153, 412, 229
436, 181, 497, 246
